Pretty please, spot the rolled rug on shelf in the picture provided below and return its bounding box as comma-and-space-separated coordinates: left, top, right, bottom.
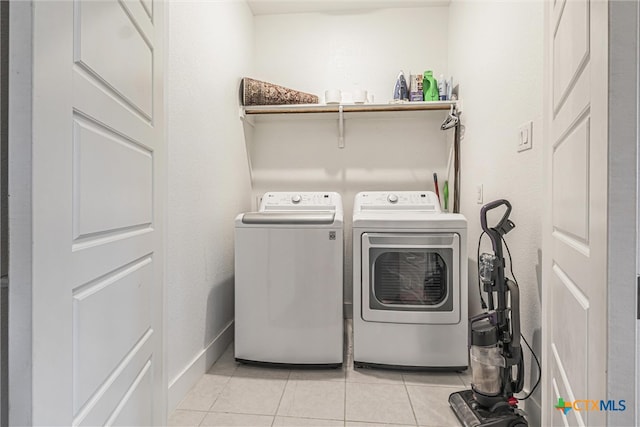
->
240, 77, 319, 106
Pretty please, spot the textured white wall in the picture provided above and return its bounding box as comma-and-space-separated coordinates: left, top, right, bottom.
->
448, 0, 543, 421
251, 7, 451, 313
166, 0, 253, 410
165, 1, 545, 416
254, 7, 449, 105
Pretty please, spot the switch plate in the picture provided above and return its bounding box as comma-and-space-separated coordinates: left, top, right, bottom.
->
518, 121, 533, 152
476, 184, 483, 204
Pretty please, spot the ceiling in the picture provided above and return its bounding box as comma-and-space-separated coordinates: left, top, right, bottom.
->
246, 0, 449, 16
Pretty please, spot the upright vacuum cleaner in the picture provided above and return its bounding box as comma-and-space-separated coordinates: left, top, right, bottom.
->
449, 200, 528, 427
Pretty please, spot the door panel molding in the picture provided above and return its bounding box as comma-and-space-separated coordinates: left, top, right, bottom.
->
74, 0, 153, 119
552, 0, 590, 115
8, 1, 166, 424
543, 0, 608, 425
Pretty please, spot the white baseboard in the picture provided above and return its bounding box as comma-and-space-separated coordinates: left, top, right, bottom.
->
167, 320, 234, 412
521, 387, 542, 426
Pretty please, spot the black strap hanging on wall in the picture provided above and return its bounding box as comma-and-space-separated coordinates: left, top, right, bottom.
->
453, 121, 460, 213
440, 105, 461, 213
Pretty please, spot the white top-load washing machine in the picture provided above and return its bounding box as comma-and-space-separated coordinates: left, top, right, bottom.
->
352, 191, 467, 369
235, 192, 343, 366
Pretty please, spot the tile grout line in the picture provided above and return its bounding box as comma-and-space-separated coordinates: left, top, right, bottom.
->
402, 374, 420, 427
197, 362, 237, 426
167, 408, 208, 427
195, 408, 208, 427
344, 319, 350, 427
270, 369, 292, 427
343, 369, 347, 427
205, 364, 237, 413
197, 342, 237, 425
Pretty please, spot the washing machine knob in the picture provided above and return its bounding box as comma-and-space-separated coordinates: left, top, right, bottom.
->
388, 194, 398, 204
291, 194, 302, 204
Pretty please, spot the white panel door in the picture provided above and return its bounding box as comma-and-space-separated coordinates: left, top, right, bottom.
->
11, 1, 165, 425
543, 0, 607, 425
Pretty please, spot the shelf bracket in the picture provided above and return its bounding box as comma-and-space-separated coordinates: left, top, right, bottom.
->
454, 99, 463, 115
338, 105, 345, 148
239, 107, 255, 127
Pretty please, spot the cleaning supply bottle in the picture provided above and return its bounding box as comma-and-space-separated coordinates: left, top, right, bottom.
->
393, 71, 409, 101
423, 71, 438, 101
438, 74, 446, 100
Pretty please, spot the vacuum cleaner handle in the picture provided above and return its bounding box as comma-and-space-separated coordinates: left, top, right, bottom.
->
506, 279, 521, 350
480, 199, 515, 238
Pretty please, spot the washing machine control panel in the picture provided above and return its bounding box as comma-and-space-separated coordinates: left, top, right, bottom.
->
260, 192, 339, 211
355, 191, 441, 212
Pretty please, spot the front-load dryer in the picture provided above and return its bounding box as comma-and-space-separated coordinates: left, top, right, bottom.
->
352, 191, 467, 370
235, 192, 343, 366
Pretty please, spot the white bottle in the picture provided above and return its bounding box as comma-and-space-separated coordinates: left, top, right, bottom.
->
438, 74, 446, 101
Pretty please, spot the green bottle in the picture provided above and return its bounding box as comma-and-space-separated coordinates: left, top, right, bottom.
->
423, 71, 439, 101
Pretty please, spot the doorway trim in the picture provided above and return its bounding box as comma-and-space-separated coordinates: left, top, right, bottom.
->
7, 1, 33, 424
608, 1, 639, 426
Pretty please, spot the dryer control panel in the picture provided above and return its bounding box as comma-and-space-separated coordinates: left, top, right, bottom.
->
355, 191, 441, 212
260, 192, 341, 212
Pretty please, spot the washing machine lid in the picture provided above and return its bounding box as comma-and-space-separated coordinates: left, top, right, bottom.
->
236, 192, 343, 227
241, 211, 335, 225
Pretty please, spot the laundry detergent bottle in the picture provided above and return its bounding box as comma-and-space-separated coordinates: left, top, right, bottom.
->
423, 71, 439, 101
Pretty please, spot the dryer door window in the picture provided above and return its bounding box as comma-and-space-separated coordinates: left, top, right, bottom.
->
361, 232, 460, 324
372, 250, 451, 309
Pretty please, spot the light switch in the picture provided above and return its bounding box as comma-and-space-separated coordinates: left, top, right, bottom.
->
518, 121, 533, 152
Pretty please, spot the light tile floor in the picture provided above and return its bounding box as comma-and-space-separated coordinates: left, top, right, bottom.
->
169, 321, 471, 427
